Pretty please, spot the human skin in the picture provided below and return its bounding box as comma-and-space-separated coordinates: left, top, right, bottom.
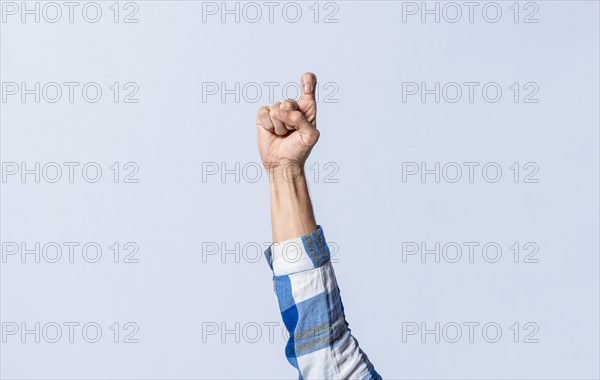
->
255, 73, 320, 242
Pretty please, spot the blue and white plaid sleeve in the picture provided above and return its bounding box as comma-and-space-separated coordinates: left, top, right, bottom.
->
264, 226, 381, 380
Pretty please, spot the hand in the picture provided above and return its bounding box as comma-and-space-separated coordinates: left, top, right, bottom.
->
255, 73, 319, 170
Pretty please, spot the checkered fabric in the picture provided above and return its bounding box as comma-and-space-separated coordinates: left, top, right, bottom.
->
264, 226, 381, 380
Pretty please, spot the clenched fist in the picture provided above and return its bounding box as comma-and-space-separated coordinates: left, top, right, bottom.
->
255, 73, 319, 170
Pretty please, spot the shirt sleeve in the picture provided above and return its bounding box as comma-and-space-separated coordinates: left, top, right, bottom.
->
263, 226, 381, 380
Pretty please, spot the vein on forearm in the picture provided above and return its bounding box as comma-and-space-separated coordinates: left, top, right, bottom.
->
269, 169, 317, 243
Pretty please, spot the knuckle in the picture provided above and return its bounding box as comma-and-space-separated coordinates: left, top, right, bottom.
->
307, 129, 320, 144
290, 112, 302, 123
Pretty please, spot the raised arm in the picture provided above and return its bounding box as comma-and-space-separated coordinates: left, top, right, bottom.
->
255, 73, 381, 380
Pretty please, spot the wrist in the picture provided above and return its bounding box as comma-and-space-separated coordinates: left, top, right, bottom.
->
264, 160, 307, 185
266, 160, 317, 242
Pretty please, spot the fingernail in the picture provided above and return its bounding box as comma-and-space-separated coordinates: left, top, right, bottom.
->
303, 83, 312, 94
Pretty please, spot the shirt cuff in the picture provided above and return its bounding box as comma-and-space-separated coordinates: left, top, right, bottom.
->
263, 226, 331, 277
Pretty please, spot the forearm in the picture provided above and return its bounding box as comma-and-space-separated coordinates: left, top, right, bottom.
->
268, 163, 317, 242
264, 165, 381, 379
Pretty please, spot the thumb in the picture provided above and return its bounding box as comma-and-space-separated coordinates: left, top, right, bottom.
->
274, 109, 320, 146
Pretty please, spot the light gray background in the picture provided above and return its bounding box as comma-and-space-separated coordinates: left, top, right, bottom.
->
1, 1, 599, 379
